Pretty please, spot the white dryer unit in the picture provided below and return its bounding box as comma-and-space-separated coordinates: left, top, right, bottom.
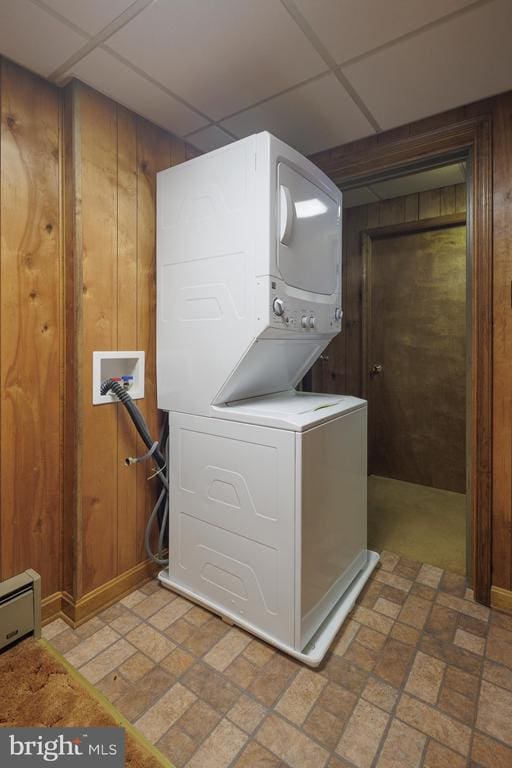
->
156, 132, 378, 665
157, 131, 341, 416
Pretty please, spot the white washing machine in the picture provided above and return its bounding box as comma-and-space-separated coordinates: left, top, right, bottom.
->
156, 132, 378, 665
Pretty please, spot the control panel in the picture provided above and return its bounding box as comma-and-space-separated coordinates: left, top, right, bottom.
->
268, 280, 342, 335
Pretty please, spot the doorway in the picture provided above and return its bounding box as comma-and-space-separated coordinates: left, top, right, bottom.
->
364, 187, 467, 574
310, 163, 470, 576
308, 115, 492, 604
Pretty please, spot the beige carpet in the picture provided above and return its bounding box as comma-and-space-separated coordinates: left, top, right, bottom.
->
368, 475, 466, 574
0, 638, 172, 768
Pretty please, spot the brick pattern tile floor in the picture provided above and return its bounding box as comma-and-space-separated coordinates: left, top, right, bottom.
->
43, 552, 512, 767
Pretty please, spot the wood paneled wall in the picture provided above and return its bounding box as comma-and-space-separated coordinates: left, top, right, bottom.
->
312, 184, 467, 397
65, 81, 200, 607
0, 59, 200, 620
0, 60, 63, 601
490, 92, 512, 596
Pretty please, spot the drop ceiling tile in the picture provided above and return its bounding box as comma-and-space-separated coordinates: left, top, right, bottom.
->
221, 73, 375, 156
369, 164, 466, 200
343, 187, 380, 208
293, 0, 476, 64
186, 125, 234, 153
342, 0, 512, 130
39, 0, 136, 35
67, 48, 207, 136
0, 0, 86, 77
106, 0, 326, 120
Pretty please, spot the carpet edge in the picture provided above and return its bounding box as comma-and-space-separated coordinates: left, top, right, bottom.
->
39, 638, 174, 768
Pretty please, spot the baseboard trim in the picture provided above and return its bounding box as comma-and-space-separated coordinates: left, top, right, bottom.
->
41, 559, 159, 628
42, 592, 63, 624
491, 585, 512, 614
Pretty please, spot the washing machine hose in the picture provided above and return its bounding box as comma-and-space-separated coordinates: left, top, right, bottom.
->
100, 378, 169, 566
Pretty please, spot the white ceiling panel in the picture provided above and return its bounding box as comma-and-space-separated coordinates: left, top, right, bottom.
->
67, 48, 207, 136
0, 0, 86, 77
186, 125, 234, 153
106, 0, 327, 120
369, 164, 466, 200
342, 0, 512, 130
342, 187, 380, 208
292, 0, 476, 65
38, 0, 137, 35
343, 163, 466, 207
221, 74, 374, 156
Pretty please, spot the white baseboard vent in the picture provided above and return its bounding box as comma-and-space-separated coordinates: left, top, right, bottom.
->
0, 569, 41, 651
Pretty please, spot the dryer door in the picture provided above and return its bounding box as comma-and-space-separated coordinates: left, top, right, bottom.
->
277, 162, 340, 295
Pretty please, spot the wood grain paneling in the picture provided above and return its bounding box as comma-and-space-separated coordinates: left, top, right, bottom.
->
313, 185, 466, 398
62, 71, 82, 599
0, 58, 197, 611
81, 86, 119, 593
69, 84, 193, 597
116, 106, 138, 575
491, 92, 512, 591
0, 60, 62, 599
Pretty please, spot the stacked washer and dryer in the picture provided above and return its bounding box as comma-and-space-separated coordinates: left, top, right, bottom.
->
156, 132, 378, 666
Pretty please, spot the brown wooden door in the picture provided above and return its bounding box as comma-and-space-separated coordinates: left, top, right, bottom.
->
367, 224, 466, 492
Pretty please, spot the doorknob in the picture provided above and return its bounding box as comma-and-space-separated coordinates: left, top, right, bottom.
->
370, 363, 383, 376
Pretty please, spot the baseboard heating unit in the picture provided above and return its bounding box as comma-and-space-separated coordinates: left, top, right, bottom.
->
0, 569, 41, 651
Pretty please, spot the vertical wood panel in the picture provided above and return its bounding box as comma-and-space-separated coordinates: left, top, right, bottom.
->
419, 189, 441, 219
440, 186, 456, 216
404, 194, 419, 221
116, 105, 138, 574
80, 86, 118, 594
62, 80, 83, 597
492, 92, 512, 590
379, 197, 405, 226
0, 60, 62, 597
70, 90, 190, 592
67, 89, 191, 593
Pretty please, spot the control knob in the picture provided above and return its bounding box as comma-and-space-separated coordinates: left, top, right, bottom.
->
335, 307, 342, 321
272, 298, 285, 317
301, 316, 309, 329
308, 316, 316, 329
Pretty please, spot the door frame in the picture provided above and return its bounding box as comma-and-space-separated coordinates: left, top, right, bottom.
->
313, 115, 492, 605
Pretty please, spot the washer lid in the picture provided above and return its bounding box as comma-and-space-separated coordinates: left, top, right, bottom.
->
212, 390, 365, 431
277, 162, 341, 296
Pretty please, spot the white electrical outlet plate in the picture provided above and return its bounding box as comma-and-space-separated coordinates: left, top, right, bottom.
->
93, 351, 145, 405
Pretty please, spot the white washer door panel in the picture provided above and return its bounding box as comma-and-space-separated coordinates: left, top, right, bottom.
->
300, 406, 368, 647
277, 162, 340, 296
